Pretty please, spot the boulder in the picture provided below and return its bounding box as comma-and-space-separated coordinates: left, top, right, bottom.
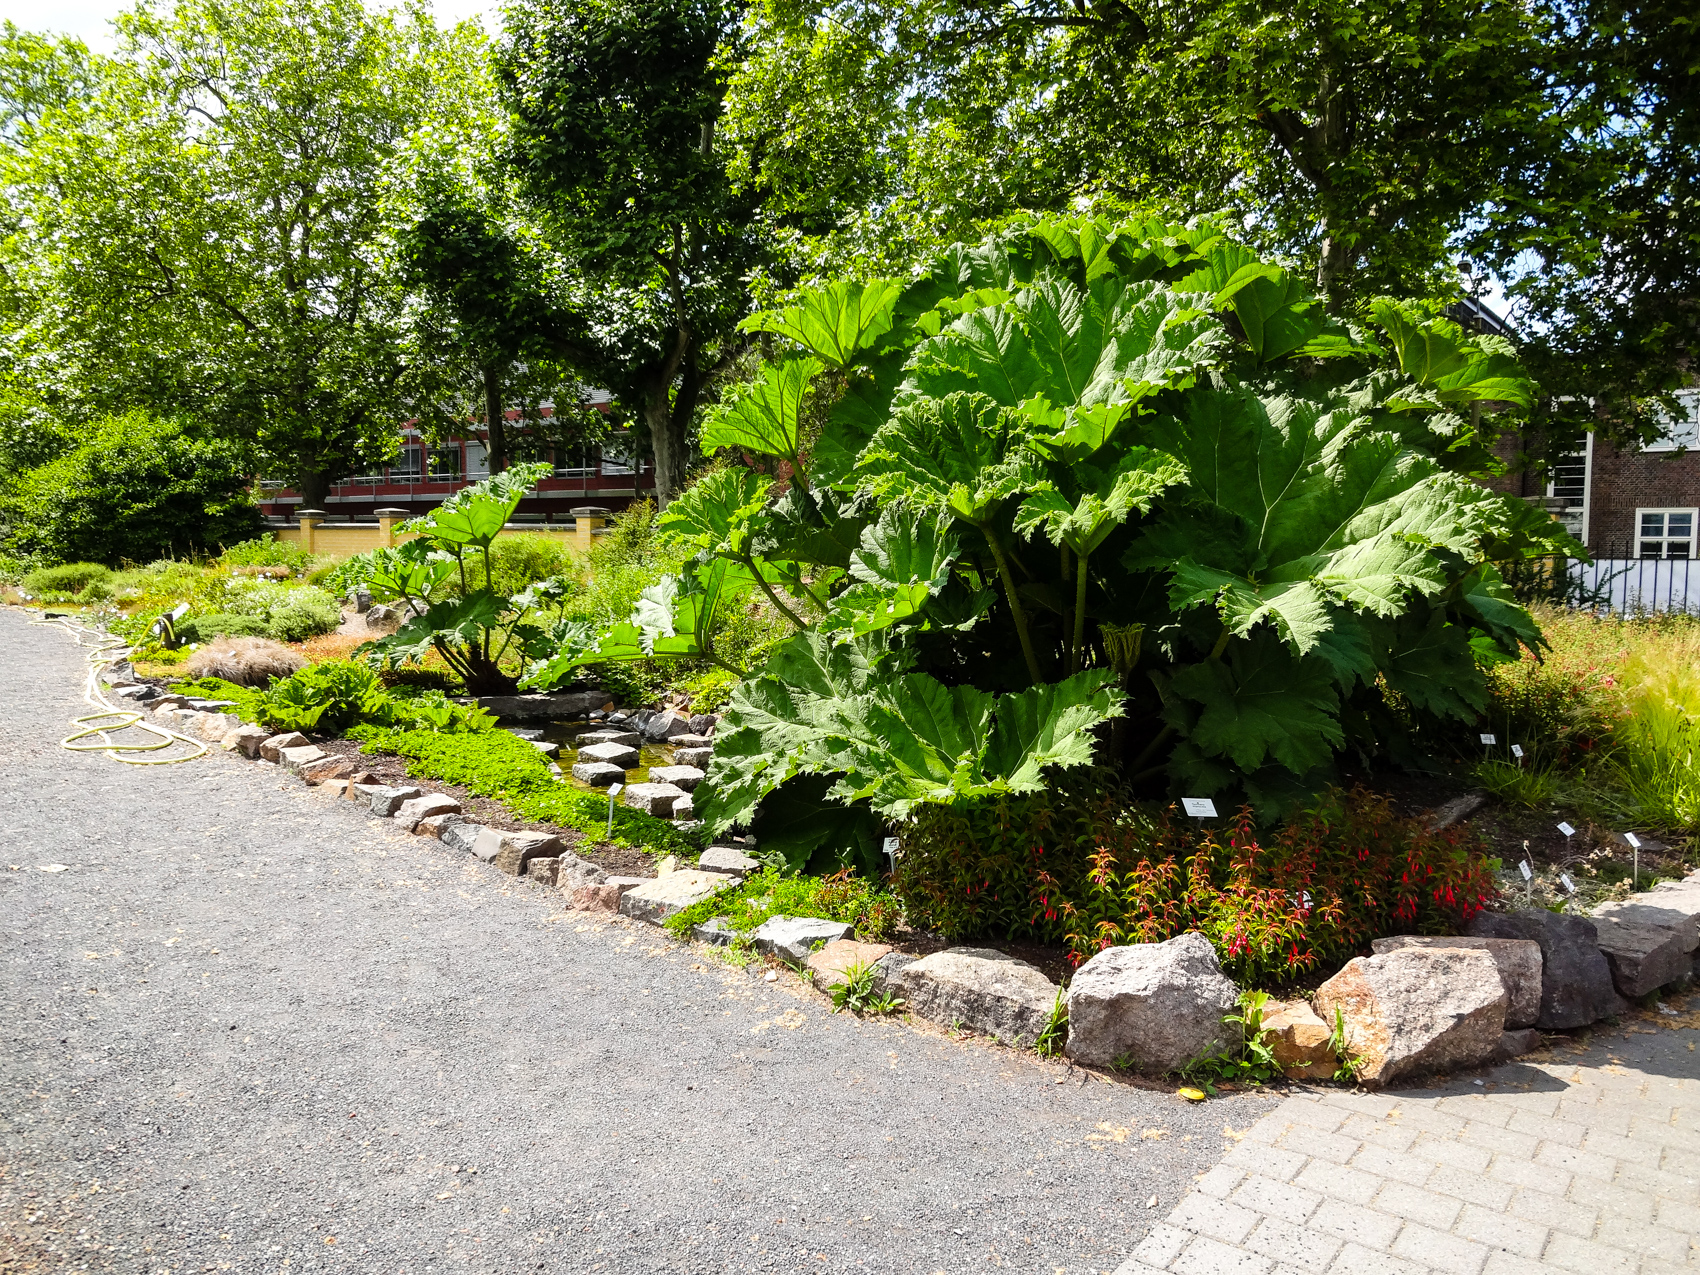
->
1500, 1028, 1543, 1058
647, 765, 704, 792
688, 713, 716, 736
299, 754, 354, 786
394, 793, 461, 832
1262, 999, 1336, 1080
529, 740, 560, 758
693, 917, 737, 945
223, 724, 271, 758
641, 709, 694, 741
668, 733, 713, 749
278, 745, 330, 774
1313, 947, 1508, 1087
807, 938, 895, 989
673, 746, 713, 769
366, 786, 424, 818
893, 948, 1059, 1046
699, 845, 760, 878
872, 951, 915, 991
672, 794, 695, 820
1465, 910, 1627, 1028
578, 728, 641, 748
505, 727, 545, 741
1590, 915, 1691, 998
259, 731, 309, 762
1064, 933, 1240, 1072
571, 761, 627, 787
751, 916, 857, 963
578, 741, 639, 770
1371, 935, 1544, 1030
415, 813, 467, 839
618, 870, 732, 924
557, 857, 611, 890
440, 822, 485, 856
196, 712, 242, 741
1593, 887, 1700, 953
473, 690, 608, 721
622, 782, 687, 817
470, 828, 562, 875
567, 883, 625, 912
524, 856, 561, 887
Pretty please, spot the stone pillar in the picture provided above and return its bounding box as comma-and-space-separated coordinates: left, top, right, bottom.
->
375, 507, 410, 549
570, 506, 611, 556
297, 509, 326, 555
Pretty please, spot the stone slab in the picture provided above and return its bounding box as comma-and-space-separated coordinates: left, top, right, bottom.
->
470, 828, 563, 875
894, 947, 1060, 1048
622, 782, 687, 817
1371, 934, 1544, 1029
473, 690, 609, 721
1591, 915, 1692, 998
578, 729, 641, 748
571, 761, 626, 787
699, 845, 761, 877
806, 938, 895, 989
578, 741, 639, 769
618, 870, 731, 924
367, 786, 424, 818
751, 916, 857, 964
278, 745, 330, 774
647, 765, 704, 792
259, 731, 309, 762
395, 793, 461, 832
440, 822, 485, 856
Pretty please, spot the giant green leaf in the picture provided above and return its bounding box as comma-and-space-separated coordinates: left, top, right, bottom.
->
739, 280, 905, 368
1176, 243, 1339, 362
820, 506, 961, 636
698, 357, 822, 473
695, 631, 1122, 827
857, 391, 1037, 525
1126, 387, 1524, 652
657, 466, 772, 554
1369, 608, 1488, 719
1164, 630, 1343, 775
1016, 446, 1186, 557
1370, 300, 1533, 409
753, 485, 874, 570
1455, 564, 1543, 658
368, 591, 508, 663
409, 461, 551, 550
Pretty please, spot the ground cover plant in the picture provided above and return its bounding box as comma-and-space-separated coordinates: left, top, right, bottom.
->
664, 867, 904, 943
525, 214, 1572, 871
351, 723, 698, 857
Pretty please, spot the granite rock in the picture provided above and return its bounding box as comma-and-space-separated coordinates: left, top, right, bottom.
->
622, 782, 687, 817
259, 731, 309, 762
1464, 909, 1627, 1029
751, 916, 857, 964
366, 786, 424, 818
647, 765, 704, 791
440, 822, 485, 856
894, 947, 1060, 1048
394, 793, 461, 832
578, 741, 639, 770
470, 828, 563, 875
1371, 935, 1544, 1029
699, 845, 760, 878
1591, 915, 1692, 998
618, 870, 731, 923
1063, 933, 1240, 1072
1262, 999, 1336, 1080
807, 938, 895, 989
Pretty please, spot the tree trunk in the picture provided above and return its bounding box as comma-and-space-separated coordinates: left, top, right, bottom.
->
296, 465, 330, 510
643, 373, 690, 509
483, 365, 507, 474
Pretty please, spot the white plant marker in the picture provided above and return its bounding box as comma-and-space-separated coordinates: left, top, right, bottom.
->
1511, 743, 1524, 766
1519, 855, 1534, 905
606, 781, 624, 837
1181, 797, 1217, 819
1560, 872, 1576, 895
883, 836, 899, 873
1624, 832, 1641, 888
1480, 732, 1497, 758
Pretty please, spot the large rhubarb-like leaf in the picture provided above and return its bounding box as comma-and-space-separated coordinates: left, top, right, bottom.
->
822, 506, 961, 636
698, 357, 822, 476
1163, 629, 1343, 775
1127, 386, 1526, 653
857, 391, 1037, 525
739, 280, 905, 368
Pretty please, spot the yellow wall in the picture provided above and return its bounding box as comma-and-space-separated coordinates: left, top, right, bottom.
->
275, 521, 598, 557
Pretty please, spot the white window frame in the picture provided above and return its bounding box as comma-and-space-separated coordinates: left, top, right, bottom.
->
1637, 507, 1697, 560
464, 441, 490, 478
1646, 390, 1700, 453
1545, 435, 1592, 547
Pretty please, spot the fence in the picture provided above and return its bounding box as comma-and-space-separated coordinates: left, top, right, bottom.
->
1507, 551, 1700, 616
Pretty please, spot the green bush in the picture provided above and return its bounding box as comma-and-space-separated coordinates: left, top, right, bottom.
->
217, 581, 342, 642
217, 534, 315, 575
176, 612, 271, 643
22, 561, 114, 599
665, 867, 903, 943
0, 411, 260, 565
256, 661, 493, 734
484, 533, 582, 598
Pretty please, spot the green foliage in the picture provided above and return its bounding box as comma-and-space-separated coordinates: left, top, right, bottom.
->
216, 535, 315, 574
219, 583, 343, 643
1034, 992, 1068, 1058
355, 724, 697, 855
1473, 757, 1561, 810
254, 661, 494, 734
829, 961, 905, 1016
0, 413, 261, 566
172, 676, 265, 722
1328, 1005, 1366, 1083
21, 561, 113, 600
539, 217, 1566, 860
1183, 991, 1280, 1087
175, 613, 272, 644
664, 867, 904, 942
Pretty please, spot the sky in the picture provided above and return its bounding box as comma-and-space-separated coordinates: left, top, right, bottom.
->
0, 0, 490, 49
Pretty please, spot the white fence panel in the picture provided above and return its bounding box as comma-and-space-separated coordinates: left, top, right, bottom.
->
1571, 557, 1700, 615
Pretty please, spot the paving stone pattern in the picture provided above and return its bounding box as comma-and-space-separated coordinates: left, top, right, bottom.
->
1115, 1012, 1700, 1275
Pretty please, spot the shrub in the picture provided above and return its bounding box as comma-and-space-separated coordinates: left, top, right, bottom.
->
22, 561, 114, 600
217, 534, 314, 575
664, 867, 903, 943
0, 411, 260, 565
894, 780, 1498, 982
176, 613, 271, 643
216, 581, 342, 642
183, 636, 307, 687
484, 533, 582, 598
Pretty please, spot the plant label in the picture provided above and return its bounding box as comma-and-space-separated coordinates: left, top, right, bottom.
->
607, 782, 623, 799
1479, 733, 1497, 745
1181, 797, 1217, 818
1623, 832, 1641, 849
1519, 859, 1533, 881
1511, 744, 1524, 758
883, 836, 899, 869
1560, 873, 1576, 894
1557, 821, 1575, 837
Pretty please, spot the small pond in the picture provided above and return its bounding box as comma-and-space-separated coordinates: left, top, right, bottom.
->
540, 718, 678, 791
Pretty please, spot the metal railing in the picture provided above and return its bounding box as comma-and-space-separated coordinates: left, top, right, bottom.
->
1504, 548, 1699, 616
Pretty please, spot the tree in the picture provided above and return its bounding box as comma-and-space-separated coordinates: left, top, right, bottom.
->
0, 0, 454, 507
493, 0, 764, 507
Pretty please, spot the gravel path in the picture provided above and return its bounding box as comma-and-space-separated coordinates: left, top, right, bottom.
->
0, 608, 1280, 1274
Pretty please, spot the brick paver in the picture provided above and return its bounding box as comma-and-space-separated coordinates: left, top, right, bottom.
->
1115, 995, 1700, 1275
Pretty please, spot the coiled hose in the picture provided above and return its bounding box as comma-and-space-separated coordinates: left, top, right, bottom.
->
33, 613, 208, 765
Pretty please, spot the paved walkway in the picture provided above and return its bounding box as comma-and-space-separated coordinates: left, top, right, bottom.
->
1116, 1005, 1700, 1275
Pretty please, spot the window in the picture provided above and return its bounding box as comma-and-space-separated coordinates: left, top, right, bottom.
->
1638, 508, 1696, 559
1546, 446, 1589, 544
465, 442, 489, 478
1647, 390, 1700, 452
391, 444, 423, 480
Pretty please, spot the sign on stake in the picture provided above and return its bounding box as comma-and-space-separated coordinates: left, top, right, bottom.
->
606, 782, 624, 837
883, 836, 899, 872
1556, 821, 1575, 838
1181, 797, 1218, 819
1511, 744, 1524, 766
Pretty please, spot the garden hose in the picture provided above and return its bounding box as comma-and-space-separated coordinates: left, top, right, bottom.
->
32, 613, 209, 765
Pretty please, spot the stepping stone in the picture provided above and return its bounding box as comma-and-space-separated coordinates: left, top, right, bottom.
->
529, 740, 560, 758
673, 746, 713, 769
579, 741, 639, 769
751, 916, 857, 963
578, 728, 641, 748
506, 727, 545, 741
699, 845, 760, 878
571, 761, 626, 787
622, 782, 687, 817
668, 733, 713, 748
647, 765, 704, 792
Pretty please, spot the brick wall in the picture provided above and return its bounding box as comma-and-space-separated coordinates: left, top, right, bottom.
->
1586, 438, 1700, 554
